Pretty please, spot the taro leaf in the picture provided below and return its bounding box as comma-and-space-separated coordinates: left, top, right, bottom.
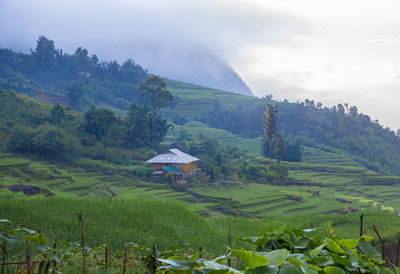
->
0, 219, 11, 223
11, 228, 37, 234
287, 257, 303, 269
158, 258, 198, 270
265, 249, 289, 267
294, 238, 310, 249
327, 252, 352, 267
279, 262, 303, 274
200, 259, 243, 274
247, 266, 279, 274
326, 239, 345, 255
24, 233, 47, 245
240, 236, 270, 248
323, 266, 346, 274
359, 235, 373, 242
0, 231, 17, 247
358, 239, 383, 263
338, 239, 359, 250
37, 244, 51, 253
231, 249, 269, 268
310, 243, 327, 256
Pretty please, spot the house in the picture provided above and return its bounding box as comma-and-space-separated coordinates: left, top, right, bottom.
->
146, 148, 199, 181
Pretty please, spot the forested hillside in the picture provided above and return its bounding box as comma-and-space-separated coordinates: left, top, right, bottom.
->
0, 36, 148, 110
2, 37, 400, 176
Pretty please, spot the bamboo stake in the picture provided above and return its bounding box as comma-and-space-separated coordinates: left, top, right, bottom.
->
122, 245, 128, 274
199, 246, 202, 258
1, 241, 8, 274
359, 214, 364, 237
396, 238, 400, 266
78, 211, 86, 274
105, 245, 108, 265
153, 244, 159, 272
227, 222, 232, 267
372, 225, 394, 263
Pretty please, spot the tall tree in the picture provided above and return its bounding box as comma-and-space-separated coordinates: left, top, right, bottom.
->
263, 103, 278, 163
139, 75, 173, 145
66, 83, 83, 110
273, 133, 285, 163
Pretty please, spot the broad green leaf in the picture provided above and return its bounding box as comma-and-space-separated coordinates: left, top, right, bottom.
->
11, 228, 37, 234
327, 252, 352, 267
310, 243, 327, 256
247, 266, 279, 274
0, 231, 18, 246
0, 219, 11, 223
294, 238, 309, 249
358, 239, 383, 263
201, 259, 243, 273
24, 233, 47, 245
360, 235, 373, 242
326, 239, 345, 255
265, 249, 289, 267
279, 262, 302, 274
158, 258, 198, 270
338, 239, 358, 250
240, 236, 270, 248
231, 249, 269, 268
323, 266, 346, 274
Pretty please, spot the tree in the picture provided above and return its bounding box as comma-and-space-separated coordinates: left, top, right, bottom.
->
273, 133, 285, 163
83, 107, 116, 141
263, 103, 278, 163
50, 103, 66, 126
139, 75, 173, 145
124, 103, 151, 149
66, 83, 83, 110
32, 36, 56, 68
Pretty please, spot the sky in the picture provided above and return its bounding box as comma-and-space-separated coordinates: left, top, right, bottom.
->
1, 0, 400, 129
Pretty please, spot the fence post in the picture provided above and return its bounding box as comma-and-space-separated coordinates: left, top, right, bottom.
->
78, 211, 86, 274
227, 222, 232, 267
105, 245, 108, 265
152, 244, 159, 272
359, 214, 364, 237
53, 240, 57, 271
199, 246, 202, 258
396, 238, 400, 266
122, 245, 128, 274
2, 241, 8, 274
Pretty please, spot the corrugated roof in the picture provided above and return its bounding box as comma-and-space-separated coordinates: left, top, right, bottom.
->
161, 166, 184, 174
146, 148, 199, 164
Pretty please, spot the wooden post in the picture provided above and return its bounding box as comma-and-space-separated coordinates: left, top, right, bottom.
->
199, 246, 202, 258
372, 225, 393, 263
2, 241, 8, 274
122, 245, 128, 274
78, 211, 86, 274
359, 214, 364, 237
25, 242, 31, 274
105, 245, 108, 265
227, 222, 232, 267
396, 238, 400, 266
53, 240, 57, 270
152, 244, 159, 272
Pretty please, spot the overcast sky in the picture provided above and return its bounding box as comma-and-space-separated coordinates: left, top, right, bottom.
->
1, 0, 400, 129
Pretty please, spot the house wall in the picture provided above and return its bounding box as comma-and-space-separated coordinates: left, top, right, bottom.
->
151, 161, 198, 173
182, 161, 197, 172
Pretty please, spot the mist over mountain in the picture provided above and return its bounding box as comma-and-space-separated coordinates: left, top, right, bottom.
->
129, 45, 253, 96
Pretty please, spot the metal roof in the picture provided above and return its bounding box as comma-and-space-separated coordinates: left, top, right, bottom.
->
146, 148, 199, 164
161, 166, 184, 174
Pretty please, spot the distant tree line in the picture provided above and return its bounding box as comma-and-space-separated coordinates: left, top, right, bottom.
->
0, 36, 148, 110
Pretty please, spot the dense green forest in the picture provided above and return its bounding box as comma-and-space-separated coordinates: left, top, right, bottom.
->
0, 36, 148, 109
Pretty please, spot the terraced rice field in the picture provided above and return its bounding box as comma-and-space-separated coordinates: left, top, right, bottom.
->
2, 152, 400, 219
165, 123, 262, 155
